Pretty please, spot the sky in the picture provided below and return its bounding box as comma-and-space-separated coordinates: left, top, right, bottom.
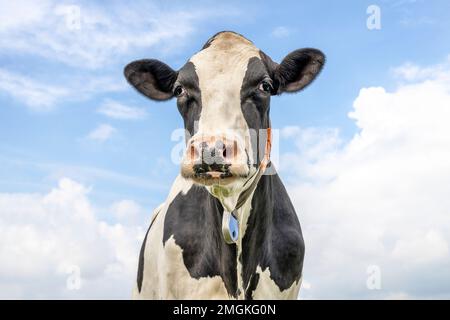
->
1, 0, 450, 299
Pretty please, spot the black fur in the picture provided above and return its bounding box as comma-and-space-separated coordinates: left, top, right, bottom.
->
242, 173, 304, 297
175, 62, 202, 136
240, 56, 272, 166
240, 57, 271, 131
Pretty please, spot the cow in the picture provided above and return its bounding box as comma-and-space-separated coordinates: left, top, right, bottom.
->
124, 31, 325, 299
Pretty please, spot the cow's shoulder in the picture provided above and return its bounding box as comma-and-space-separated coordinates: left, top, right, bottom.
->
162, 184, 238, 297
243, 173, 304, 298
266, 173, 304, 287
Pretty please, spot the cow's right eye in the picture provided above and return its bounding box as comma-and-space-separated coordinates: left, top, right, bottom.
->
258, 80, 273, 94
174, 85, 185, 97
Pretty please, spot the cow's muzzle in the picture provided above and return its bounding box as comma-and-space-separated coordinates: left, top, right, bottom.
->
181, 135, 250, 185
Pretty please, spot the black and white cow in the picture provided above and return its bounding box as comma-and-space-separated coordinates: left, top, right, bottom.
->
124, 31, 325, 299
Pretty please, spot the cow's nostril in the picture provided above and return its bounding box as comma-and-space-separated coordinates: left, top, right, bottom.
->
190, 144, 199, 160
214, 140, 227, 159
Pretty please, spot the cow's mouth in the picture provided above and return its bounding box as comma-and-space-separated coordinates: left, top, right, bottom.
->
193, 163, 232, 179
195, 171, 233, 179
181, 162, 250, 186
190, 163, 236, 185
190, 172, 240, 186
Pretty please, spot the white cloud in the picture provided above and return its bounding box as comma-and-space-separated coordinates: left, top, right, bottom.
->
0, 178, 146, 299
0, 68, 70, 111
0, 0, 238, 69
279, 57, 450, 299
391, 230, 448, 265
98, 99, 147, 120
391, 55, 450, 82
87, 124, 116, 142
111, 200, 147, 226
0, 68, 127, 111
280, 126, 301, 138
0, 0, 49, 31
270, 26, 291, 38
0, 1, 238, 110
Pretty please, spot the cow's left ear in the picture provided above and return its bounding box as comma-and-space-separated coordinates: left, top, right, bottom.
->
275, 48, 325, 93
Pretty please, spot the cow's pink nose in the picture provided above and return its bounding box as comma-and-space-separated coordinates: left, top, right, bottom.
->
187, 137, 239, 168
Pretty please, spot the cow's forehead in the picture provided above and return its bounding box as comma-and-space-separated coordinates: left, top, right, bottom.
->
200, 31, 255, 51
185, 32, 262, 137
189, 32, 261, 76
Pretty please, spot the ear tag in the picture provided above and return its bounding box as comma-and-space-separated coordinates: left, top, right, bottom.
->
222, 210, 239, 244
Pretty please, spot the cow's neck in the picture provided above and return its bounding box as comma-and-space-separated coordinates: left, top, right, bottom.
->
207, 171, 274, 299
206, 166, 265, 244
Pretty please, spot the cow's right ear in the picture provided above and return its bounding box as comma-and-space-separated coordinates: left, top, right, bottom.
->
124, 59, 178, 101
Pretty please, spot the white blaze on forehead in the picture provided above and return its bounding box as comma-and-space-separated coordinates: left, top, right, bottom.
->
189, 32, 260, 137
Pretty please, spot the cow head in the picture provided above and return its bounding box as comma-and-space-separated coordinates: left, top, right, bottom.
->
124, 31, 325, 187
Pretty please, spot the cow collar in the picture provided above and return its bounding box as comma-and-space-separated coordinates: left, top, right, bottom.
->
221, 127, 272, 244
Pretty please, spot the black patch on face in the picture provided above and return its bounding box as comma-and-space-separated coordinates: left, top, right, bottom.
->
259, 50, 280, 92
163, 185, 238, 298
242, 173, 305, 297
240, 56, 272, 165
240, 57, 271, 131
176, 62, 202, 136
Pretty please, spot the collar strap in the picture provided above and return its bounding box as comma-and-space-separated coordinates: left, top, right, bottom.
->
222, 127, 272, 244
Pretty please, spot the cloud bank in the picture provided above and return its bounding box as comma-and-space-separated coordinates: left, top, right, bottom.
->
279, 57, 450, 299
0, 0, 239, 111
0, 178, 146, 299
0, 0, 214, 69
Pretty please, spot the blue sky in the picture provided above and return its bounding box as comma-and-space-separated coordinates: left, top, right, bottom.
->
2, 0, 450, 208
1, 0, 450, 299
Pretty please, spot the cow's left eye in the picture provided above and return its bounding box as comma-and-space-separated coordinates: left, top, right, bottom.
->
174, 85, 185, 97
258, 80, 273, 93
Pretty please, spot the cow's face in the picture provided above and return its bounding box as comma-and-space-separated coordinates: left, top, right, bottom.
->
124, 32, 325, 186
